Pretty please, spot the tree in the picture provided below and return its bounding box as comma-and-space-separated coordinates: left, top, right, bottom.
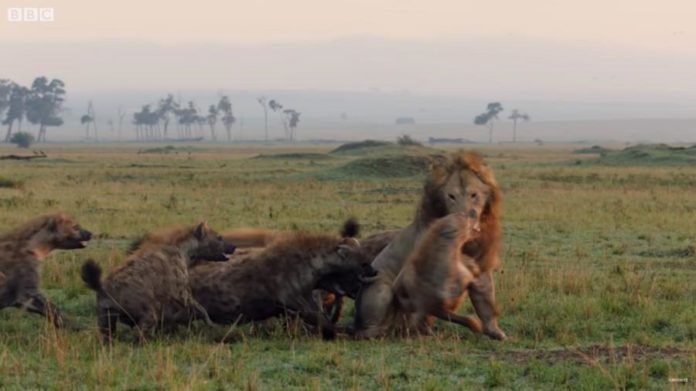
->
218, 96, 236, 141
81, 100, 97, 141
206, 104, 219, 141
25, 77, 66, 142
282, 109, 301, 141
117, 106, 126, 140
3, 83, 29, 142
0, 80, 11, 122
133, 104, 159, 140
257, 96, 269, 142
157, 94, 178, 139
9, 131, 35, 148
508, 109, 530, 143
474, 102, 503, 144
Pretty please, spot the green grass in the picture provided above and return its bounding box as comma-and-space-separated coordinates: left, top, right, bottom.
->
590, 143, 696, 166
0, 143, 694, 389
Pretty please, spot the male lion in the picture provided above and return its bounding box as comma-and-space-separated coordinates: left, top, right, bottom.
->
81, 222, 235, 342
393, 212, 482, 335
354, 151, 506, 340
0, 213, 93, 327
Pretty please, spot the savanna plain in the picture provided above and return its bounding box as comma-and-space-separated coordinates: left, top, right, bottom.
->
0, 142, 694, 390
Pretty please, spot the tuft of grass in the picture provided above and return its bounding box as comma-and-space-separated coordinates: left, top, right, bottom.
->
0, 176, 23, 188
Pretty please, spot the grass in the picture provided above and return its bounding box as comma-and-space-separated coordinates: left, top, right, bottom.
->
589, 143, 696, 166
0, 143, 695, 389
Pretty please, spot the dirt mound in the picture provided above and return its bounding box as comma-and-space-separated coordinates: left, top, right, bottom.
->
590, 144, 696, 166
573, 145, 613, 154
331, 154, 434, 178
254, 152, 332, 160
329, 140, 395, 155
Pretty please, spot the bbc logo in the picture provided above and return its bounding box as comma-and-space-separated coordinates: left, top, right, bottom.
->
7, 7, 55, 22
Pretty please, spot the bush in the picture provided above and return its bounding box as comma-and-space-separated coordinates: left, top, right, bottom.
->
396, 134, 422, 147
9, 132, 35, 148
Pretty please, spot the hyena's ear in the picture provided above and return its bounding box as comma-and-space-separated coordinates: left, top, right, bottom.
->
194, 222, 209, 240
45, 217, 58, 232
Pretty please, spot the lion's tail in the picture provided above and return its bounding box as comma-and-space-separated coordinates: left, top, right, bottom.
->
221, 228, 283, 248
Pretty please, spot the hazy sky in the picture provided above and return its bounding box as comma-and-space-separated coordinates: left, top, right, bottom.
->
2, 0, 694, 51
2, 0, 696, 102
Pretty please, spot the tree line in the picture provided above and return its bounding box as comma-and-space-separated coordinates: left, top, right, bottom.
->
0, 77, 66, 144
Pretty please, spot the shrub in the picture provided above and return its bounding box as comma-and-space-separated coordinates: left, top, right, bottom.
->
9, 132, 35, 149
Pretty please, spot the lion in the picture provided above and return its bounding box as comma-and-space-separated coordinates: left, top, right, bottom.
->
353, 151, 506, 340
81, 222, 235, 342
0, 213, 93, 327
189, 219, 377, 340
393, 212, 483, 335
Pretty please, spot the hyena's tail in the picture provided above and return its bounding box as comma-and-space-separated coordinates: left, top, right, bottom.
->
341, 218, 360, 238
221, 228, 283, 248
81, 259, 103, 292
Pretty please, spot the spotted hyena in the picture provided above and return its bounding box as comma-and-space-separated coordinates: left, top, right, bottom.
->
0, 213, 92, 327
81, 222, 235, 342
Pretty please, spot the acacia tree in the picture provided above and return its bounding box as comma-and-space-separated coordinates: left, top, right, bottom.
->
3, 83, 29, 142
157, 94, 178, 139
25, 77, 66, 142
218, 96, 236, 141
283, 109, 301, 142
257, 96, 269, 142
508, 109, 530, 143
133, 104, 159, 140
474, 102, 503, 144
0, 80, 11, 124
81, 100, 97, 140
206, 104, 219, 141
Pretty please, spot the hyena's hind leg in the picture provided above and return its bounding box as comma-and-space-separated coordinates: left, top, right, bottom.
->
133, 308, 158, 344
189, 298, 215, 327
97, 306, 119, 343
18, 292, 65, 328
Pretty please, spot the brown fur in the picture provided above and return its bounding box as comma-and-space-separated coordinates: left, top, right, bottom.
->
81, 222, 235, 342
393, 213, 483, 335
189, 226, 373, 340
215, 227, 395, 324
354, 151, 506, 340
0, 213, 92, 327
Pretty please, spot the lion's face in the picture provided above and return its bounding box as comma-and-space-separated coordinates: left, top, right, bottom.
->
440, 170, 491, 230
191, 223, 237, 262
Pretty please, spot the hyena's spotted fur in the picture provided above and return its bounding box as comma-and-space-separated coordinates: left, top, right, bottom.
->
0, 213, 92, 327
81, 222, 235, 342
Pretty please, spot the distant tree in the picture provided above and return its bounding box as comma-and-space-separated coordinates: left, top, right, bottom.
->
3, 83, 29, 142
282, 109, 301, 141
508, 109, 530, 143
207, 104, 219, 141
25, 77, 66, 142
9, 131, 35, 148
81, 100, 97, 140
217, 96, 236, 141
257, 96, 269, 142
157, 94, 178, 139
0, 80, 11, 122
133, 104, 159, 140
474, 102, 503, 144
117, 106, 126, 139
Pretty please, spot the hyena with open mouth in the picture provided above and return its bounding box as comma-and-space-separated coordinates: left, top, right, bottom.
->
0, 213, 92, 327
